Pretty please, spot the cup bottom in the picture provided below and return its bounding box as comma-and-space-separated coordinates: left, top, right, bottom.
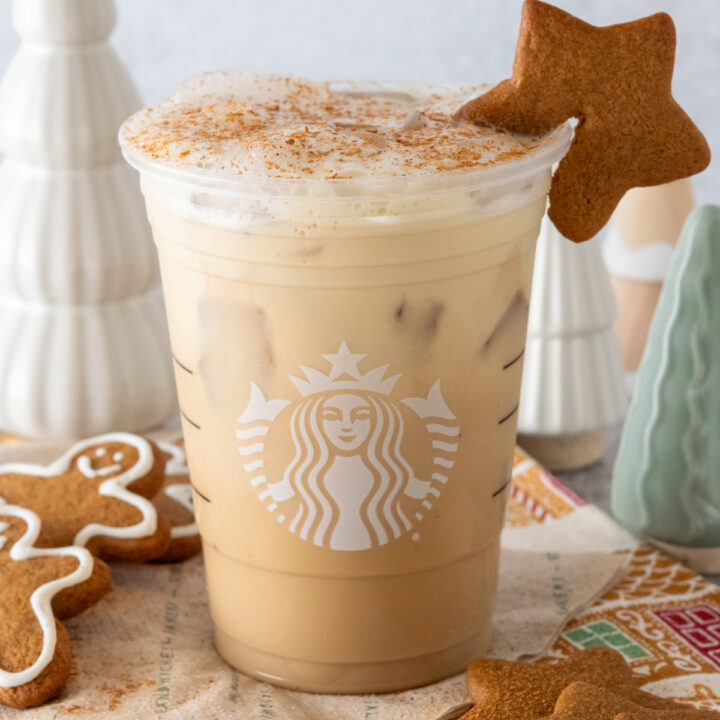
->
214, 625, 492, 694
202, 539, 500, 694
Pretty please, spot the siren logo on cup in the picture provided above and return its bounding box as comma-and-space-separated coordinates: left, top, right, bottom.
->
236, 342, 459, 551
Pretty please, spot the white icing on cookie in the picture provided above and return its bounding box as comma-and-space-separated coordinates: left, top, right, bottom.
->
0, 433, 159, 548
155, 440, 198, 540
76, 456, 122, 478
112, 452, 123, 463
0, 504, 94, 689
156, 439, 189, 477
164, 484, 198, 539
95, 448, 106, 457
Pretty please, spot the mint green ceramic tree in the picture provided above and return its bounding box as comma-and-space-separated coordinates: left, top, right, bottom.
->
611, 205, 720, 557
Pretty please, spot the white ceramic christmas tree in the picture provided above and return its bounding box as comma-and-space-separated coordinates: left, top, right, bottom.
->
0, 0, 177, 438
517, 216, 627, 470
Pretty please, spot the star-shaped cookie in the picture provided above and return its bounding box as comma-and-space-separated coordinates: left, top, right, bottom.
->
538, 682, 720, 719
0, 433, 171, 562
0, 503, 110, 709
464, 647, 687, 720
456, 0, 710, 242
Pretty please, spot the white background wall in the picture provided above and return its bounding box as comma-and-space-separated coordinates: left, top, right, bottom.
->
0, 0, 718, 202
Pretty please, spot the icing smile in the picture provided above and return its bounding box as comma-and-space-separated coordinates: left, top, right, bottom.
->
76, 457, 123, 479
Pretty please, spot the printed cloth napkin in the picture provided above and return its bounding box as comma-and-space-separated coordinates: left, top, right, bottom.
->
0, 443, 718, 718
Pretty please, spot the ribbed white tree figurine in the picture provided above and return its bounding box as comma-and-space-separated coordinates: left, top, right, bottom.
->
0, 0, 177, 438
517, 216, 627, 470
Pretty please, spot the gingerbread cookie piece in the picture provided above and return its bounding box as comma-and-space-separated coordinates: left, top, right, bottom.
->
538, 681, 720, 720
456, 0, 710, 242
151, 439, 201, 563
464, 647, 687, 720
0, 433, 171, 562
0, 503, 111, 709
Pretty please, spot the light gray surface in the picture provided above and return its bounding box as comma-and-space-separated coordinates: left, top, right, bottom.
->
553, 423, 621, 516
0, 0, 717, 203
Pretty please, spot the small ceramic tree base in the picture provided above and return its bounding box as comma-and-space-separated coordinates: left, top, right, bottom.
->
518, 430, 604, 472
0, 289, 176, 439
649, 538, 720, 574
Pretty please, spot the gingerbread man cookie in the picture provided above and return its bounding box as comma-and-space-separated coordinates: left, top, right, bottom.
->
0, 503, 111, 709
538, 682, 720, 720
456, 0, 710, 243
464, 647, 689, 720
152, 439, 201, 563
0, 433, 171, 562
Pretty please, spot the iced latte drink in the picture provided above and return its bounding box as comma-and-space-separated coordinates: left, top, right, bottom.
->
120, 72, 570, 692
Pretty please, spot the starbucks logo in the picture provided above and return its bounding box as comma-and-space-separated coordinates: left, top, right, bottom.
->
236, 342, 459, 551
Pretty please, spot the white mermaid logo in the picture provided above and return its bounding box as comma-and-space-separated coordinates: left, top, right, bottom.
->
236, 342, 459, 551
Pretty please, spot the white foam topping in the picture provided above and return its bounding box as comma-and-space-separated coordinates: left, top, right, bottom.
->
120, 70, 568, 182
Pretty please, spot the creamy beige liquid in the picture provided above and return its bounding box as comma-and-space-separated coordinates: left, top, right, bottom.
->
121, 71, 569, 692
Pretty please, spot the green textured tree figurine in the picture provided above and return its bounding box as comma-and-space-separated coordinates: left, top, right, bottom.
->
611, 205, 720, 572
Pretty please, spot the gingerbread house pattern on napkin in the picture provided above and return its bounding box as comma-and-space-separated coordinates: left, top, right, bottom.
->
508, 448, 720, 710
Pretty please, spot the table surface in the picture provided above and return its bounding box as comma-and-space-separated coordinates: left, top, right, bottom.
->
555, 423, 720, 586
553, 424, 621, 516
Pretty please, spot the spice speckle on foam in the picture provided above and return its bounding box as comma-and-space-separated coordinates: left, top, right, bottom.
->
120, 70, 555, 181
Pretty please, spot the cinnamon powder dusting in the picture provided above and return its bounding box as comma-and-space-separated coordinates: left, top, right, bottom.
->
121, 71, 549, 180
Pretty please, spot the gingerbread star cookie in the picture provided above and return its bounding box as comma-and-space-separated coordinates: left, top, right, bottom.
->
0, 433, 171, 562
538, 682, 720, 720
456, 0, 710, 242
464, 647, 688, 720
151, 439, 201, 563
0, 503, 111, 709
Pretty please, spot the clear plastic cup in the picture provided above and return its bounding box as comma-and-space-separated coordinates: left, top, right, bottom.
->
121, 86, 570, 693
